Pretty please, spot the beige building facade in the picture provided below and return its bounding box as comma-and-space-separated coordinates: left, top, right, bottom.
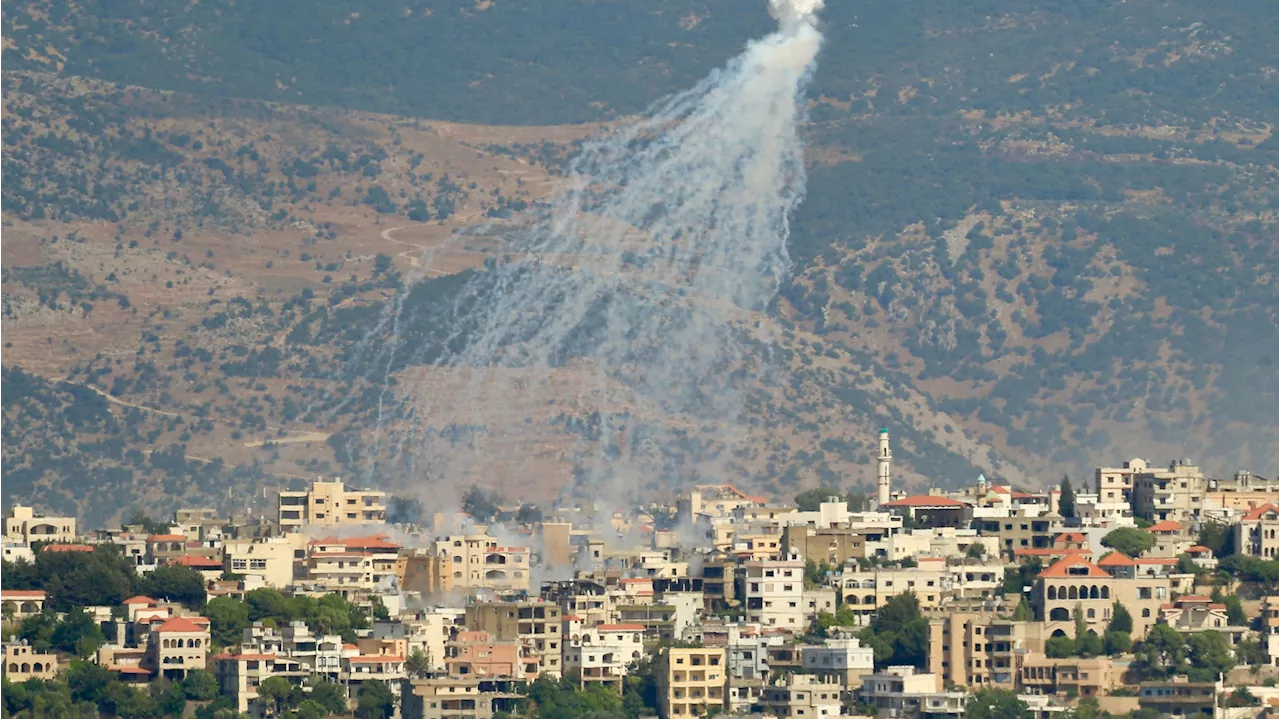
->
277, 479, 386, 528
658, 646, 726, 718
4, 505, 76, 546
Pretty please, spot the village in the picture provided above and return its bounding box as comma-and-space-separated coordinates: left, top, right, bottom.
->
3, 435, 1278, 719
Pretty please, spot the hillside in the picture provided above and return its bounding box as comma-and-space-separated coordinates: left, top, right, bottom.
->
1, 0, 1276, 525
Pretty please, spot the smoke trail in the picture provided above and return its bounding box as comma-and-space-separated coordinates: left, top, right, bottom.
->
356, 0, 825, 502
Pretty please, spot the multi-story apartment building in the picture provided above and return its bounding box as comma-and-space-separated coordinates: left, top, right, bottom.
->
213, 652, 310, 714
401, 676, 524, 719
4, 505, 76, 546
1018, 656, 1118, 697
435, 534, 532, 592
836, 564, 952, 623
464, 601, 561, 679
859, 666, 965, 719
1137, 678, 1219, 718
753, 673, 844, 718
277, 479, 386, 529
1031, 552, 1172, 639
398, 549, 454, 597
224, 535, 308, 588
801, 628, 875, 688
445, 630, 525, 679
174, 507, 224, 540
1128, 459, 1208, 523
743, 553, 836, 629
658, 646, 726, 718
1237, 503, 1279, 560
1095, 458, 1149, 506
696, 623, 788, 681
562, 619, 644, 689
972, 511, 1059, 559
306, 535, 401, 598
927, 613, 1048, 688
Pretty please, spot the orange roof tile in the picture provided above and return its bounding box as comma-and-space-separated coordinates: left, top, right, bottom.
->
123, 596, 158, 605
1038, 552, 1111, 578
1144, 520, 1181, 533
1097, 552, 1137, 567
1243, 503, 1278, 521
597, 623, 645, 631
882, 495, 969, 508
1186, 545, 1211, 553
153, 617, 209, 633
0, 590, 47, 599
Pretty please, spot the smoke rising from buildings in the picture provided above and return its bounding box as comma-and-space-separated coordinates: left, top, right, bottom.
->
357, 0, 825, 502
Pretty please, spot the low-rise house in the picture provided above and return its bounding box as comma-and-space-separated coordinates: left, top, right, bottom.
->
4, 505, 76, 546
1137, 676, 1219, 718
4, 642, 58, 681
1, 590, 46, 620
146, 616, 211, 680
1017, 656, 1118, 697
401, 676, 525, 719
801, 628, 875, 688
445, 630, 525, 679
213, 652, 310, 715
859, 666, 965, 719
1238, 504, 1279, 560
562, 619, 644, 690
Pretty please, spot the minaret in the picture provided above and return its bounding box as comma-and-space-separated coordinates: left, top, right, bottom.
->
877, 427, 892, 506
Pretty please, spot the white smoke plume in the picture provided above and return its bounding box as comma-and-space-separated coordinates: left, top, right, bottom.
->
352, 0, 825, 504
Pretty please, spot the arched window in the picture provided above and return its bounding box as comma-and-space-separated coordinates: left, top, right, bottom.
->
1048, 586, 1057, 600
32, 663, 43, 672
1101, 586, 1110, 599
8, 664, 17, 673
1142, 608, 1151, 617
1079, 585, 1089, 599
1089, 586, 1099, 599
1049, 608, 1069, 621
1087, 609, 1095, 619
20, 663, 30, 672
863, 596, 875, 605
1068, 586, 1078, 600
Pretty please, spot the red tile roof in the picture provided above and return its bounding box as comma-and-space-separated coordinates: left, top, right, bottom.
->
1038, 552, 1111, 578
882, 495, 969, 508
123, 596, 158, 605
1097, 552, 1137, 567
1186, 545, 1211, 553
0, 590, 47, 599
1243, 503, 1278, 521
1144, 520, 1182, 533
153, 617, 210, 633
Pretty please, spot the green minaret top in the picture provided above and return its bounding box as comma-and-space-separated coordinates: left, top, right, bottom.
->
879, 427, 888, 434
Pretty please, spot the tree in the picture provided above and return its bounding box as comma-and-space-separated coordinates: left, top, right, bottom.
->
794, 487, 842, 512
1108, 601, 1133, 634
516, 504, 543, 525
846, 491, 868, 512
182, 669, 220, 700
1234, 637, 1265, 667
307, 680, 349, 716
1046, 635, 1076, 658
859, 593, 928, 668
1100, 528, 1156, 558
385, 496, 423, 525
967, 543, 986, 559
52, 608, 106, 657
804, 560, 832, 589
1196, 521, 1232, 558
1058, 475, 1076, 519
355, 680, 395, 719
965, 688, 1031, 719
1184, 631, 1234, 681
1104, 631, 1131, 655
259, 677, 297, 716
406, 648, 432, 677
1133, 624, 1188, 678
1012, 598, 1034, 621
1218, 554, 1279, 584
461, 487, 501, 521
154, 680, 188, 718
205, 596, 251, 646
1211, 587, 1248, 625
1076, 631, 1104, 658
142, 564, 207, 608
